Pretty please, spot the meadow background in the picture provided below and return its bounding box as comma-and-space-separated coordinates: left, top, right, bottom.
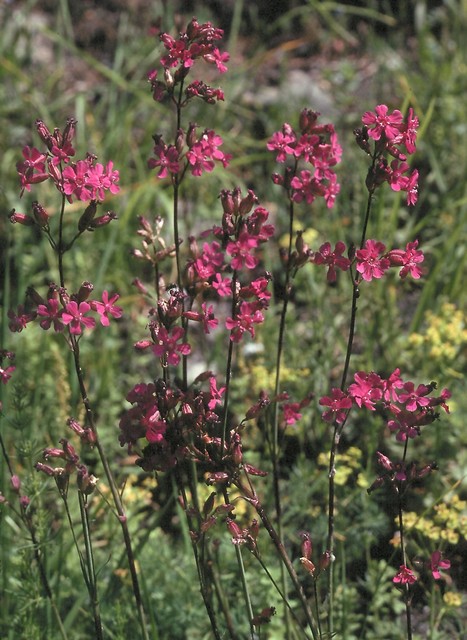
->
0, 1, 466, 638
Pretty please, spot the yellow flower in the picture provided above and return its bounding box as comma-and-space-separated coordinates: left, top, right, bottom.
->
443, 592, 462, 608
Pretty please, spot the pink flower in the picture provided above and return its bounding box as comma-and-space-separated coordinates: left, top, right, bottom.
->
381, 368, 404, 402
402, 108, 419, 154
398, 381, 431, 412
151, 325, 191, 365
393, 565, 417, 585
348, 371, 383, 410
148, 144, 180, 178
91, 291, 123, 326
226, 231, 259, 270
187, 129, 231, 176
211, 273, 232, 297
0, 364, 15, 384
362, 105, 404, 142
8, 306, 36, 332
290, 170, 325, 204
386, 240, 424, 279
61, 160, 94, 202
319, 388, 352, 424
16, 146, 48, 195
183, 303, 218, 334
312, 241, 351, 282
226, 302, 264, 342
61, 301, 96, 335
356, 239, 390, 281
282, 402, 302, 425
430, 551, 451, 580
266, 129, 296, 162
208, 376, 226, 410
402, 169, 419, 206
203, 47, 229, 73
37, 298, 64, 332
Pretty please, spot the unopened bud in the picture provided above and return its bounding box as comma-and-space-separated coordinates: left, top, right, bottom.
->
9, 210, 34, 226
62, 117, 77, 145
89, 211, 117, 229
32, 201, 50, 228
78, 200, 97, 232
77, 281, 94, 303
35, 119, 53, 149
187, 122, 197, 148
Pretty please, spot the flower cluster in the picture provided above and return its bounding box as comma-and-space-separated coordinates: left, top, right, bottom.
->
35, 434, 98, 495
8, 283, 122, 336
356, 104, 419, 205
119, 373, 242, 477
268, 108, 342, 208
148, 17, 228, 104
320, 368, 450, 436
148, 124, 231, 180
14, 118, 120, 204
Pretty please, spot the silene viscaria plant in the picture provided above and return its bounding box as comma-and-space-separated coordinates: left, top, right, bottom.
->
1, 16, 457, 640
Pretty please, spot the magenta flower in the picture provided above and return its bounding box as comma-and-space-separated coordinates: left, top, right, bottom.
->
313, 241, 351, 282
187, 129, 231, 176
8, 306, 36, 332
151, 325, 191, 365
212, 273, 232, 297
282, 402, 302, 426
208, 376, 226, 410
91, 291, 123, 327
356, 239, 390, 281
290, 170, 325, 204
398, 381, 431, 412
226, 302, 264, 342
348, 371, 383, 410
319, 388, 352, 424
362, 104, 404, 142
183, 302, 218, 334
266, 129, 296, 162
387, 240, 424, 279
0, 364, 15, 384
37, 298, 64, 332
430, 551, 451, 580
61, 301, 96, 335
16, 146, 48, 195
61, 160, 94, 202
393, 565, 417, 585
148, 144, 180, 178
381, 368, 404, 402
402, 107, 419, 154
204, 47, 230, 73
226, 232, 259, 270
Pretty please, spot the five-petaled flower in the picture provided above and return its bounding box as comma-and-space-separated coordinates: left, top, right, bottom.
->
61, 301, 96, 335
91, 291, 123, 327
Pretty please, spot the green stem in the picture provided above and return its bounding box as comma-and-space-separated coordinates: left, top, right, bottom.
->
242, 490, 319, 640
271, 192, 296, 638
78, 492, 104, 640
70, 338, 150, 640
326, 182, 375, 636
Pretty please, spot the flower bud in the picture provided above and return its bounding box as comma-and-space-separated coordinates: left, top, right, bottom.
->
35, 119, 53, 149
78, 200, 97, 232
77, 281, 94, 303
187, 122, 198, 148
10, 475, 21, 493
89, 211, 117, 229
32, 201, 50, 228
62, 117, 77, 145
9, 209, 34, 226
